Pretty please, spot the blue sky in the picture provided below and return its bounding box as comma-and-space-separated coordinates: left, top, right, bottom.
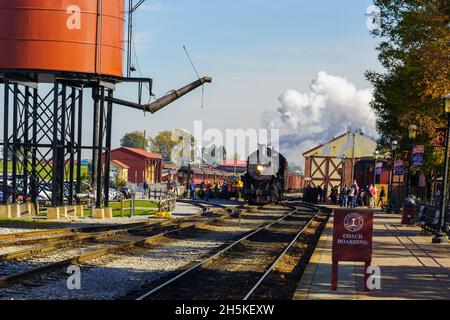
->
112, 0, 382, 154
0, 1, 383, 163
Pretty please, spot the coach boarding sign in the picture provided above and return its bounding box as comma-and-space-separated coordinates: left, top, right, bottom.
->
332, 210, 374, 291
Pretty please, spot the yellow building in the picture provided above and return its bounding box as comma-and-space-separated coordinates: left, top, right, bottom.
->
303, 130, 378, 194
110, 160, 129, 183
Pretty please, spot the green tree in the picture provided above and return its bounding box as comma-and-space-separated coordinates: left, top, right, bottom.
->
120, 131, 149, 150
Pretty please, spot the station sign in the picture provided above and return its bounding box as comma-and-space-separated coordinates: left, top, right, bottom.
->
332, 209, 374, 291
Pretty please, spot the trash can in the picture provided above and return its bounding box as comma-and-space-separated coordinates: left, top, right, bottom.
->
402, 196, 417, 225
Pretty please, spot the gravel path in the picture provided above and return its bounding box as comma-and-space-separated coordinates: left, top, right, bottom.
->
0, 228, 45, 235
0, 229, 244, 300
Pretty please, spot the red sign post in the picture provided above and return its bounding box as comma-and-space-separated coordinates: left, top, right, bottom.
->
332, 210, 374, 291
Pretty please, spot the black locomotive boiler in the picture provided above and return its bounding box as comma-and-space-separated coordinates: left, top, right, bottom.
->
243, 147, 288, 204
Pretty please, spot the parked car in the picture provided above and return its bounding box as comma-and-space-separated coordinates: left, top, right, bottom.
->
109, 188, 122, 201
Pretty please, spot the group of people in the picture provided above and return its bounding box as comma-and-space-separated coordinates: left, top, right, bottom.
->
188, 179, 244, 202
338, 181, 386, 209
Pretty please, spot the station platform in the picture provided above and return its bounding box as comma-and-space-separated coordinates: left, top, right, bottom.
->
294, 207, 450, 300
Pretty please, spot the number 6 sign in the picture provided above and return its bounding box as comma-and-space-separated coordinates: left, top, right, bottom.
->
434, 128, 446, 147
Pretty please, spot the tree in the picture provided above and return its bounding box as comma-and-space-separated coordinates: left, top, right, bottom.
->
120, 131, 149, 150
150, 130, 195, 163
367, 0, 449, 198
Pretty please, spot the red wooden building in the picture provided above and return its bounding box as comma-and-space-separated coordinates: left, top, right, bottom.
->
109, 147, 163, 185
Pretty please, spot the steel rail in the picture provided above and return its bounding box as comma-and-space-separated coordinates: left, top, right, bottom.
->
0, 199, 221, 243
136, 204, 300, 301
243, 208, 320, 300
0, 224, 195, 288
0, 201, 235, 288
0, 200, 233, 259
0, 221, 151, 241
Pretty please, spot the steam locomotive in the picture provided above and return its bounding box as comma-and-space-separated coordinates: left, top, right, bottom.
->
243, 147, 289, 204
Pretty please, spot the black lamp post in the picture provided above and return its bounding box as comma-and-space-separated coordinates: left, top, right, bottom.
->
406, 124, 418, 197
387, 140, 398, 213
433, 94, 450, 243
338, 157, 346, 206
373, 150, 380, 185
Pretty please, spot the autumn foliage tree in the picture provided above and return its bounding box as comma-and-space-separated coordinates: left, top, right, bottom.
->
367, 0, 450, 196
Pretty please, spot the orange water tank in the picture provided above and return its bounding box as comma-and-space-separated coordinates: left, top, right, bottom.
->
0, 0, 125, 77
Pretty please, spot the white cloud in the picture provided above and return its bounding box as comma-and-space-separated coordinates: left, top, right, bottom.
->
263, 71, 378, 167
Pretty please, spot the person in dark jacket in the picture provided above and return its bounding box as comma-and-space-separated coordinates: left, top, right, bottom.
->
377, 186, 386, 207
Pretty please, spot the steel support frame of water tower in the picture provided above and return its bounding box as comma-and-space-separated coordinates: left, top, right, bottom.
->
0, 70, 153, 210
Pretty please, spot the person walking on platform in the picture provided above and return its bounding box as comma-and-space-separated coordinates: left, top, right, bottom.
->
351, 181, 359, 208
189, 182, 197, 199
205, 181, 211, 202
377, 186, 386, 207
143, 180, 149, 199
340, 185, 348, 207
317, 186, 323, 203
222, 181, 228, 199
369, 184, 376, 208
347, 186, 353, 208
236, 178, 244, 201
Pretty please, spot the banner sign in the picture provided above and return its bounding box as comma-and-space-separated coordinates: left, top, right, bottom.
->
411, 145, 425, 168
433, 128, 446, 147
332, 210, 374, 291
394, 160, 404, 176
419, 173, 427, 188
375, 162, 383, 175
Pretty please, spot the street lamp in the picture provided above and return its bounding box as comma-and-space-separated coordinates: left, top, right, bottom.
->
338, 157, 346, 206
408, 124, 418, 140
387, 140, 398, 213
373, 150, 380, 186
406, 124, 418, 197
433, 94, 450, 243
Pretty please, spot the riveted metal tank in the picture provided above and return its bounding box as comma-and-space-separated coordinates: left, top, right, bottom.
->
0, 0, 125, 77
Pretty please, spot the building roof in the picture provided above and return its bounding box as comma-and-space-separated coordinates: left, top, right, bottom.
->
111, 159, 130, 169
303, 130, 377, 159
116, 147, 163, 160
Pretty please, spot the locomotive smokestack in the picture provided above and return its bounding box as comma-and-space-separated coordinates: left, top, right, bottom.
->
144, 76, 212, 114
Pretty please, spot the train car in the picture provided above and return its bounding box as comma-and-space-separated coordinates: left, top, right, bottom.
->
287, 173, 304, 193
177, 166, 232, 187
243, 147, 288, 204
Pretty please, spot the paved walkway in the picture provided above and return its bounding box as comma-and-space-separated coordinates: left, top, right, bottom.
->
294, 208, 450, 300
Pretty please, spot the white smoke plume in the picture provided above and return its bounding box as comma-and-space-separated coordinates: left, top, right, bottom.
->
263, 71, 378, 168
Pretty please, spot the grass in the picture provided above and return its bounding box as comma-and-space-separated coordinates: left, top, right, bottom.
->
0, 161, 89, 181
82, 208, 157, 218
82, 200, 160, 218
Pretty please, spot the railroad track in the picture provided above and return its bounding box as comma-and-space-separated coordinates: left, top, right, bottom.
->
0, 200, 230, 249
0, 200, 235, 290
134, 203, 322, 300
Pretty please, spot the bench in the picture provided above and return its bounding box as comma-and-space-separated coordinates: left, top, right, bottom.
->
417, 204, 441, 235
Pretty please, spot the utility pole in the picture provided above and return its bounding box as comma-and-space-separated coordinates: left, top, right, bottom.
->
143, 129, 146, 150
